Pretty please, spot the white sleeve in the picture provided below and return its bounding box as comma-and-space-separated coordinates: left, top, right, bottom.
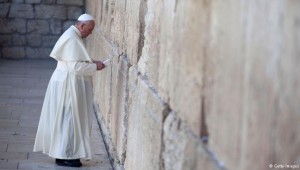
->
69, 62, 97, 76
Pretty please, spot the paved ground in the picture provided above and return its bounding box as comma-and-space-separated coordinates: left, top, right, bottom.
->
0, 59, 112, 170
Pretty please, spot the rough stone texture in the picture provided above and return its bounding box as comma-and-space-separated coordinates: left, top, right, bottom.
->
9, 4, 34, 18
35, 5, 67, 19
12, 0, 24, 3
110, 56, 129, 165
86, 0, 300, 170
12, 34, 26, 46
42, 0, 55, 4
2, 47, 25, 59
163, 112, 220, 170
0, 18, 26, 34
27, 20, 49, 34
67, 6, 83, 20
0, 0, 84, 59
63, 20, 75, 31
26, 33, 42, 47
0, 3, 10, 17
0, 35, 12, 46
25, 47, 52, 58
25, 0, 41, 3
50, 19, 62, 34
42, 35, 60, 47
57, 0, 83, 6
124, 67, 167, 170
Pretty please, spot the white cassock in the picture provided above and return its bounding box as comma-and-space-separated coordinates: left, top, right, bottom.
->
33, 25, 97, 160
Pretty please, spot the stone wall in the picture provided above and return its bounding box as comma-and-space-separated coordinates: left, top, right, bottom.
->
0, 0, 85, 59
86, 0, 300, 170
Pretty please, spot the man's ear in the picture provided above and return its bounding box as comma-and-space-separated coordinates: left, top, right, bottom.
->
80, 23, 85, 30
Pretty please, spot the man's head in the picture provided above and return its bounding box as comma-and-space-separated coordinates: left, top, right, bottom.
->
75, 14, 95, 38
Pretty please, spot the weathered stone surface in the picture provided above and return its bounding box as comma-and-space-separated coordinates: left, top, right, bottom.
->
0, 18, 26, 34
25, 0, 41, 3
26, 33, 42, 47
163, 112, 220, 170
124, 67, 167, 170
124, 0, 141, 63
57, 0, 83, 6
67, 6, 83, 20
0, 35, 12, 46
87, 1, 300, 170
90, 33, 115, 126
0, 3, 10, 17
110, 56, 129, 164
27, 20, 49, 34
63, 20, 75, 31
35, 5, 67, 19
203, 1, 300, 170
50, 19, 62, 34
2, 47, 25, 59
41, 0, 55, 4
12, 34, 26, 46
42, 35, 59, 47
25, 47, 52, 58
148, 0, 207, 136
26, 47, 52, 59
9, 4, 34, 18
12, 0, 24, 3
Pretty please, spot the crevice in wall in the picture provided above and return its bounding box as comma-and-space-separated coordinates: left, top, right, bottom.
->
119, 55, 130, 165
93, 103, 121, 170
100, 0, 103, 23
137, 0, 147, 62
160, 104, 171, 170
200, 95, 209, 144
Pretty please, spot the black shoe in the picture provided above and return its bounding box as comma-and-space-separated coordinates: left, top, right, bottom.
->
55, 159, 82, 167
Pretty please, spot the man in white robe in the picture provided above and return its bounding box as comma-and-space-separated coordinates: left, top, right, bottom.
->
33, 14, 105, 167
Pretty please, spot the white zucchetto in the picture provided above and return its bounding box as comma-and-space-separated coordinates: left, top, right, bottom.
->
77, 13, 94, 21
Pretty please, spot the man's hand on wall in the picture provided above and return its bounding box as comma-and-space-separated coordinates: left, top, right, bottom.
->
94, 61, 105, 70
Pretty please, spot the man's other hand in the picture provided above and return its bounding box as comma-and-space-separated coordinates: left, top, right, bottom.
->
94, 61, 105, 70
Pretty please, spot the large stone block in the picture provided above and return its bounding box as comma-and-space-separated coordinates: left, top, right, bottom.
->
27, 20, 49, 34
88, 30, 115, 129
110, 0, 126, 49
2, 47, 25, 59
35, 5, 67, 19
42, 35, 59, 47
125, 67, 168, 170
50, 19, 62, 34
63, 21, 75, 31
12, 0, 24, 3
0, 3, 10, 17
9, 4, 34, 18
0, 18, 26, 34
41, 0, 55, 4
0, 35, 12, 46
67, 6, 83, 20
86, 1, 300, 170
138, 0, 207, 136
25, 47, 52, 58
12, 34, 26, 46
25, 0, 41, 3
57, 0, 83, 6
110, 56, 130, 164
204, 1, 300, 170
123, 0, 144, 64
26, 33, 42, 47
163, 112, 221, 170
